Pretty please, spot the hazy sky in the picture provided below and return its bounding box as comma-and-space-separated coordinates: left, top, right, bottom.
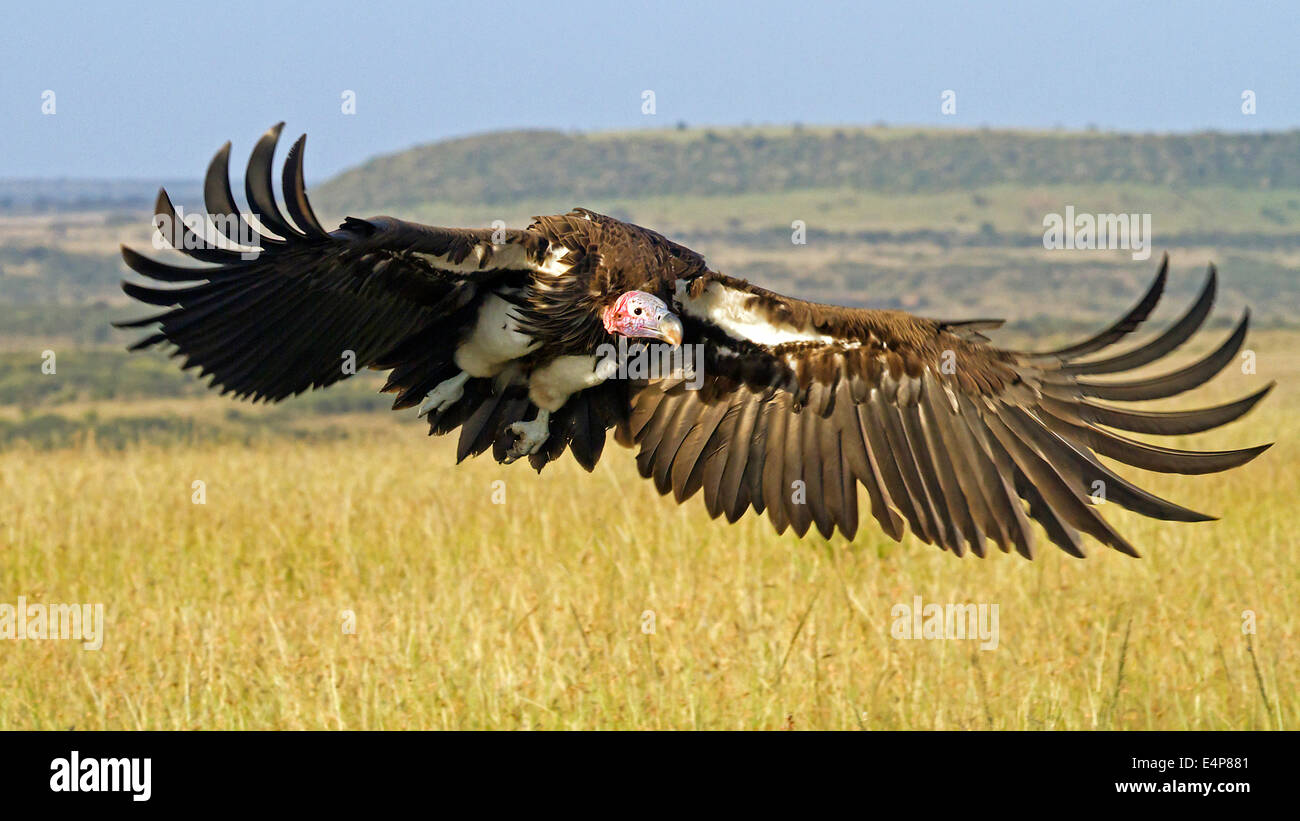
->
1, 0, 1296, 179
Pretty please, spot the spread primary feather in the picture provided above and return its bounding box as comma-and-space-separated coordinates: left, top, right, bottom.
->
115, 124, 1275, 559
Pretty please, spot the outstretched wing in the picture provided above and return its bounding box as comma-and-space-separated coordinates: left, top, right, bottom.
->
624, 260, 1272, 558
115, 123, 553, 404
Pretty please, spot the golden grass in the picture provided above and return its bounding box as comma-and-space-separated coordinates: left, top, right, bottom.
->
0, 339, 1295, 730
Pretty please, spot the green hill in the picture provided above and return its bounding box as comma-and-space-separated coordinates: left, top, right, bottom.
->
314, 125, 1300, 214
5, 124, 1300, 351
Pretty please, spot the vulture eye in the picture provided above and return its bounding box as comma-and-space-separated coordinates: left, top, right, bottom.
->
633, 307, 643, 316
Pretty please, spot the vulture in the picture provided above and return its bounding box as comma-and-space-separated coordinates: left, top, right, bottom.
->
116, 124, 1274, 560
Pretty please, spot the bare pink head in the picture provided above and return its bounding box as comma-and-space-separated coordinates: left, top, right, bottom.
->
601, 291, 683, 346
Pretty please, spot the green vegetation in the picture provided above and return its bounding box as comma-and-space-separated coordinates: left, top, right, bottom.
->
0, 412, 356, 450
315, 126, 1300, 213
0, 349, 391, 448
0, 245, 124, 305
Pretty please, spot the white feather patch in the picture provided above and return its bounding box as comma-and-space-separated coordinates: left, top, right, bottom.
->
535, 244, 573, 278
673, 279, 837, 347
453, 294, 538, 377
413, 242, 534, 274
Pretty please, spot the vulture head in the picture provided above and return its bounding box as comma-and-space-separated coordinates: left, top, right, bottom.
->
601, 291, 684, 346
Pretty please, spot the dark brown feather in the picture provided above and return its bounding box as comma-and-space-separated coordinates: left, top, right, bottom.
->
118, 130, 1272, 559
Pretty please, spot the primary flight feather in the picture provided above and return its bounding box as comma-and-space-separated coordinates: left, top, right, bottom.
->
117, 124, 1273, 559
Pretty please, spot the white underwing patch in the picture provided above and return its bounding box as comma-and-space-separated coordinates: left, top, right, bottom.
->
674, 279, 839, 347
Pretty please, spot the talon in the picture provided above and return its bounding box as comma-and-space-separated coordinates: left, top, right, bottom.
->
503, 410, 550, 463
418, 371, 469, 417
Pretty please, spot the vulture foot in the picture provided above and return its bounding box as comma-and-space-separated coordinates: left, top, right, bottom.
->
503, 410, 551, 463
417, 371, 469, 417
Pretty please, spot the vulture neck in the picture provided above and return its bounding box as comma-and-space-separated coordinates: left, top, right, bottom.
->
521, 261, 616, 355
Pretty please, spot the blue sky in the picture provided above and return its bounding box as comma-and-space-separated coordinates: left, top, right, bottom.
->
1, 0, 1296, 179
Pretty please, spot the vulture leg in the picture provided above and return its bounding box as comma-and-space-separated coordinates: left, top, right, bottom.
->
505, 409, 551, 463
417, 370, 470, 417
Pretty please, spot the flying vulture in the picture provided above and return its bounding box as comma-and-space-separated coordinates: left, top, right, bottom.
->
117, 124, 1273, 559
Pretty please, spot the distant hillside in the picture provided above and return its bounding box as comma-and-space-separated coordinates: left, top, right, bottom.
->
5, 124, 1300, 345
0, 179, 199, 214
314, 126, 1300, 213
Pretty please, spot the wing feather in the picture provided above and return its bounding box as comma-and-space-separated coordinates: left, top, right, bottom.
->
121, 130, 1271, 558
117, 126, 547, 402
626, 257, 1269, 558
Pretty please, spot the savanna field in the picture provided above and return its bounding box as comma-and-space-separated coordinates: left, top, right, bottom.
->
2, 125, 1299, 730
0, 330, 1293, 730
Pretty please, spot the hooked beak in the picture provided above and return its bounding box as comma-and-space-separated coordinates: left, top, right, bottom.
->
605, 291, 685, 346
648, 312, 683, 346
